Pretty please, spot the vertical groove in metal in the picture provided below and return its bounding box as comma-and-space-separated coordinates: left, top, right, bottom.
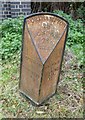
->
38, 64, 44, 98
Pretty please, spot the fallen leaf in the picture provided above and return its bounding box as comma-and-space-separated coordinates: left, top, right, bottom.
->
36, 111, 45, 114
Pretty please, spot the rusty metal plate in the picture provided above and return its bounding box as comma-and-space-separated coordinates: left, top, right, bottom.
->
20, 24, 43, 103
39, 31, 67, 102
19, 12, 69, 105
26, 14, 66, 63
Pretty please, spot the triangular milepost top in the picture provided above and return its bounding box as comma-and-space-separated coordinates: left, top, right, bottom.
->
25, 13, 67, 64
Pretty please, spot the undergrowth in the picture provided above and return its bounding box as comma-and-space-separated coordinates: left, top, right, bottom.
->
53, 10, 84, 66
0, 11, 84, 66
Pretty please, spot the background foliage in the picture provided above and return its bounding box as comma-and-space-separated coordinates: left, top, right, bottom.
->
1, 11, 84, 66
0, 17, 23, 62
54, 10, 84, 66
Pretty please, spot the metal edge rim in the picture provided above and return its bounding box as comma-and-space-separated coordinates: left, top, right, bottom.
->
24, 12, 69, 25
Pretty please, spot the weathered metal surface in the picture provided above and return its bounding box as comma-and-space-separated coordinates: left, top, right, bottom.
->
26, 14, 66, 63
19, 12, 69, 105
39, 31, 67, 102
20, 24, 43, 102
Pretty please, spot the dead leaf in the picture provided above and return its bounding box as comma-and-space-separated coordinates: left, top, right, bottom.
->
36, 111, 45, 114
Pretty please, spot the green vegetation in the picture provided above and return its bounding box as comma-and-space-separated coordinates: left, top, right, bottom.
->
0, 11, 84, 118
1, 11, 84, 66
0, 16, 24, 62
53, 10, 84, 66
1, 48, 83, 118
76, 3, 85, 22
53, 10, 84, 45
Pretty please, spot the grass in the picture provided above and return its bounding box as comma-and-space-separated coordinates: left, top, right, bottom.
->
71, 44, 83, 67
0, 46, 83, 118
